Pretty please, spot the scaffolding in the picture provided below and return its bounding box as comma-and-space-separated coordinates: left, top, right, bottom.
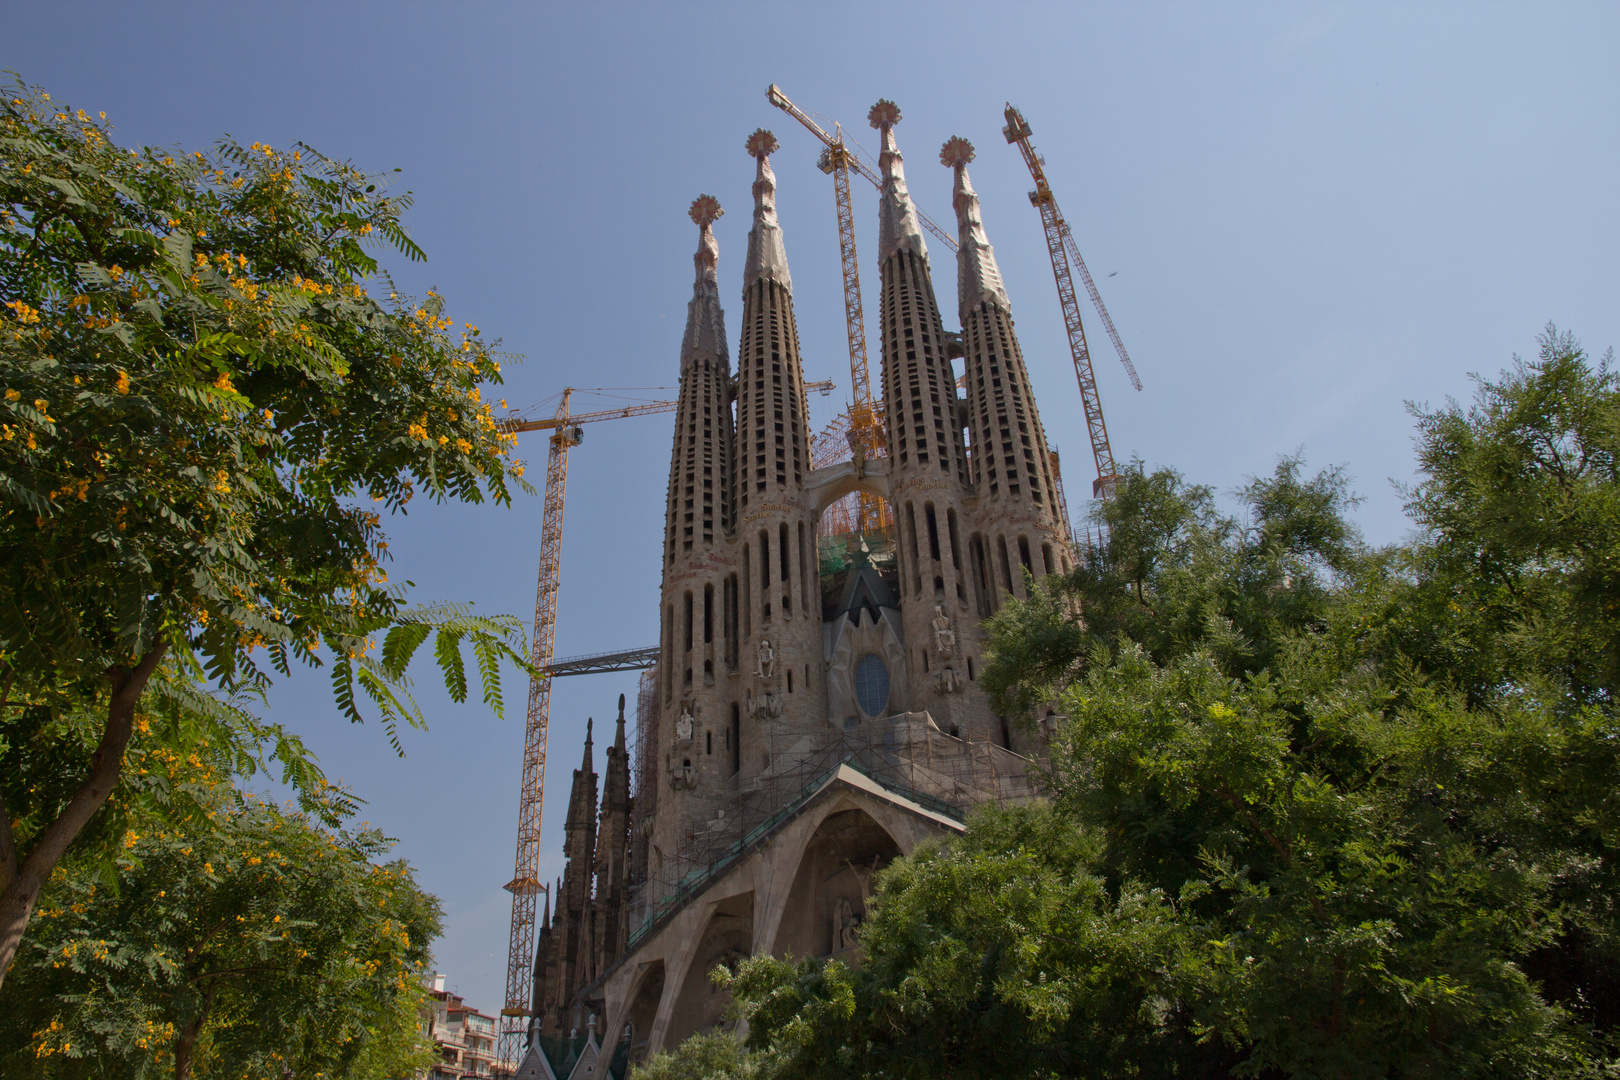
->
629, 669, 659, 890
811, 409, 893, 541
625, 703, 1035, 928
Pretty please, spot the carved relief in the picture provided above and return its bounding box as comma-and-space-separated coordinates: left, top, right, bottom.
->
931, 604, 955, 655
667, 753, 697, 791
748, 687, 784, 721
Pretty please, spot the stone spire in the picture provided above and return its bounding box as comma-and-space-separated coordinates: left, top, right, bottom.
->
870, 99, 985, 739
683, 195, 728, 366
593, 694, 632, 976
941, 137, 1009, 311
663, 197, 737, 565
870, 100, 927, 263
941, 136, 1068, 617
728, 123, 822, 799
743, 129, 791, 293
529, 885, 552, 1024
734, 127, 814, 512
656, 187, 743, 874
543, 720, 598, 1036
869, 97, 967, 487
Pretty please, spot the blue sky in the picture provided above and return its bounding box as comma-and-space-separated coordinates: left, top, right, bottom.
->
9, 1, 1617, 1015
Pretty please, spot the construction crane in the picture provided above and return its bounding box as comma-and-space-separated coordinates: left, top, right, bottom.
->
769, 85, 958, 255
1003, 104, 1142, 499
495, 378, 832, 1065
767, 85, 893, 535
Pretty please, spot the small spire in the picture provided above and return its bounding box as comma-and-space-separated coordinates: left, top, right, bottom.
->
682, 195, 728, 367
942, 137, 1009, 312
541, 885, 551, 931
582, 717, 594, 770
869, 100, 927, 263
615, 693, 627, 751
743, 128, 792, 293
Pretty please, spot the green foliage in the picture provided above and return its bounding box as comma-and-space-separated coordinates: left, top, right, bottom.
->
631, 1030, 759, 1080
0, 74, 529, 728
980, 453, 1361, 719
727, 328, 1620, 1078
1397, 326, 1620, 705
0, 75, 536, 984
0, 783, 442, 1080
730, 803, 1218, 1079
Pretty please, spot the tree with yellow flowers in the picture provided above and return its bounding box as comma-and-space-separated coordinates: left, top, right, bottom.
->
0, 735, 444, 1080
0, 76, 533, 988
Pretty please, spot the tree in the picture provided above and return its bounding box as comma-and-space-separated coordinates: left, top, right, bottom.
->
0, 78, 533, 985
728, 803, 1220, 1080
0, 736, 442, 1080
631, 1030, 759, 1080
726, 329, 1619, 1077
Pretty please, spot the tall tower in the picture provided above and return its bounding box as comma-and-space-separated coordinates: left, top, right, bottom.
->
869, 101, 985, 738
538, 720, 596, 1035
732, 129, 822, 775
652, 196, 741, 887
942, 137, 1069, 615
592, 695, 632, 974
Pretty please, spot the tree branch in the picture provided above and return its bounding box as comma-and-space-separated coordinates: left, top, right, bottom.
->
0, 788, 16, 898
0, 639, 168, 988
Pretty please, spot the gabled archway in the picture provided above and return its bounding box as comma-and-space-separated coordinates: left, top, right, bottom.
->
770, 808, 901, 961
620, 960, 664, 1065
664, 892, 753, 1048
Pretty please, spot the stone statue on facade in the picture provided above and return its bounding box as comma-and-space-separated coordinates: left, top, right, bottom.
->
834, 897, 860, 952
938, 666, 961, 694
932, 604, 955, 655
674, 705, 694, 744
755, 638, 776, 680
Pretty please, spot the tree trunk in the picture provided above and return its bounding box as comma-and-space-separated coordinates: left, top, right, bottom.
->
0, 642, 166, 988
173, 985, 214, 1080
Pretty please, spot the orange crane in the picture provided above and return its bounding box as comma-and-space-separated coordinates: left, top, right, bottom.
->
1003, 103, 1142, 498
769, 85, 966, 536
768, 85, 893, 535
494, 379, 831, 1064
769, 85, 959, 254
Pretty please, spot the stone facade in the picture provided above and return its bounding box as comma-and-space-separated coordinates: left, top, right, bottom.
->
528, 106, 1069, 1065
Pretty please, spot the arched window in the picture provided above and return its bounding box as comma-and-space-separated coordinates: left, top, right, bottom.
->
854, 653, 890, 718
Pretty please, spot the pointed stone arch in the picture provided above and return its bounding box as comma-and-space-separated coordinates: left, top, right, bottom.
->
769, 807, 902, 961
664, 891, 754, 1049
617, 960, 664, 1066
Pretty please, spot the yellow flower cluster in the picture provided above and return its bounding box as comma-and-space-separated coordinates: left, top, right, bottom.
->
4, 298, 41, 324
48, 477, 92, 502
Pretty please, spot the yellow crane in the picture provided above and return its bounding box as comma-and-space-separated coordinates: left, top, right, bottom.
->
1003, 103, 1142, 499
768, 84, 955, 535
494, 379, 832, 1064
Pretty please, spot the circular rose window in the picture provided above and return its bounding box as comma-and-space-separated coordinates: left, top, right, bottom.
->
854, 653, 890, 718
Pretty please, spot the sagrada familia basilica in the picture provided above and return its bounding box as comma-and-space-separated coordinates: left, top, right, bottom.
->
516, 99, 1073, 1078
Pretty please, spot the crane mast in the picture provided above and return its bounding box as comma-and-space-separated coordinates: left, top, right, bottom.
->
1003, 104, 1141, 498
769, 86, 960, 255
498, 389, 575, 1065
768, 86, 886, 533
